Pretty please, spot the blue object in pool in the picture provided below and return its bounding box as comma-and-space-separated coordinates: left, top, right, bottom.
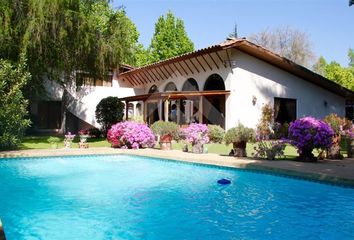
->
0, 155, 353, 240
217, 178, 231, 184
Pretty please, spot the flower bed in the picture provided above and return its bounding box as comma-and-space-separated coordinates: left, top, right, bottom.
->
107, 121, 155, 149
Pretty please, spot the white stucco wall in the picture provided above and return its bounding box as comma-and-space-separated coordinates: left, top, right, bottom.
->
227, 50, 346, 129
43, 73, 143, 128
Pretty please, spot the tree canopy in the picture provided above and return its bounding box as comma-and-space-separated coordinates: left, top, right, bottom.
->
147, 11, 194, 64
313, 49, 354, 91
0, 0, 140, 98
248, 26, 315, 67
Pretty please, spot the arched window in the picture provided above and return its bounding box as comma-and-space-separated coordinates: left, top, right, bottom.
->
203, 74, 225, 91
182, 78, 199, 91
148, 85, 159, 93
164, 82, 177, 92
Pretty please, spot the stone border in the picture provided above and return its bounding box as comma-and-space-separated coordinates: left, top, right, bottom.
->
1, 148, 354, 187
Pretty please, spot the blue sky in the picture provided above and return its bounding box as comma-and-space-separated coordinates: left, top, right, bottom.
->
113, 0, 353, 66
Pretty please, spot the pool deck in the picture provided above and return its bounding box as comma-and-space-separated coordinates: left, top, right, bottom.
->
1, 148, 354, 187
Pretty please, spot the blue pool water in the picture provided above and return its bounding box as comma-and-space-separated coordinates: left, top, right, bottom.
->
0, 155, 353, 239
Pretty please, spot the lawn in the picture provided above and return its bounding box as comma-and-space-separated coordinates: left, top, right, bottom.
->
19, 135, 347, 160
20, 135, 299, 159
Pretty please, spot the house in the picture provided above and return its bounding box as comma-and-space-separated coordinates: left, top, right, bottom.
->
29, 38, 354, 133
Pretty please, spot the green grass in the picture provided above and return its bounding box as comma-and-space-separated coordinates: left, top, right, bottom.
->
20, 135, 347, 160
19, 136, 110, 150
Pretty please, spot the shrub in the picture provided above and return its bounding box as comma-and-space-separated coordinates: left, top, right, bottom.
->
224, 123, 255, 145
0, 60, 31, 150
287, 117, 334, 160
253, 141, 286, 160
151, 121, 180, 140
273, 122, 289, 139
87, 128, 102, 138
256, 103, 273, 140
181, 123, 209, 145
48, 136, 61, 144
95, 97, 125, 134
323, 113, 344, 135
107, 121, 155, 149
208, 125, 225, 143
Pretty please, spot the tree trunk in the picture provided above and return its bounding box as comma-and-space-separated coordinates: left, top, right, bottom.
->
233, 141, 247, 157
298, 147, 316, 162
347, 138, 354, 158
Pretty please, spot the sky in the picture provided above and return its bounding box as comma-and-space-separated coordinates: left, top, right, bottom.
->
112, 0, 353, 66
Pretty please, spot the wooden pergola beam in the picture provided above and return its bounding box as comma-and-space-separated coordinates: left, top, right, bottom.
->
215, 51, 227, 68
177, 61, 189, 75
172, 62, 184, 76
195, 56, 207, 72
167, 64, 178, 78
188, 58, 200, 73
183, 59, 194, 74
208, 53, 220, 69
201, 54, 213, 71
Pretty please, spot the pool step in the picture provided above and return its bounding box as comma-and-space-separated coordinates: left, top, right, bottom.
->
0, 219, 5, 240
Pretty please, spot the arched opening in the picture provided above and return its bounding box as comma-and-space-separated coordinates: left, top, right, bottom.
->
148, 85, 159, 93
203, 74, 225, 128
182, 78, 199, 91
203, 74, 225, 91
147, 85, 160, 124
181, 78, 199, 124
164, 82, 178, 92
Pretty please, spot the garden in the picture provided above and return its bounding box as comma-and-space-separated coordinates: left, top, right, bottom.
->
18, 103, 354, 162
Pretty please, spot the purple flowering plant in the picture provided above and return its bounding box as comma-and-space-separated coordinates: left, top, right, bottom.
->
287, 117, 334, 155
107, 121, 156, 149
181, 123, 209, 145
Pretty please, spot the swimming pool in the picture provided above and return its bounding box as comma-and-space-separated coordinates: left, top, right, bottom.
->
0, 154, 353, 239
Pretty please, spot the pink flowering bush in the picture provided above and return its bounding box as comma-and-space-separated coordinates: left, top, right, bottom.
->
287, 117, 334, 160
181, 123, 209, 145
107, 121, 156, 149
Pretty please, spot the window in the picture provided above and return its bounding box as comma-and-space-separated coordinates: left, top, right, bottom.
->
274, 98, 296, 124
164, 82, 177, 92
148, 85, 159, 93
76, 72, 112, 87
204, 74, 225, 91
182, 78, 199, 91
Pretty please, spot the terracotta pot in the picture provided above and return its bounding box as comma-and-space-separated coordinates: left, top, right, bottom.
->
159, 134, 172, 151
232, 141, 247, 157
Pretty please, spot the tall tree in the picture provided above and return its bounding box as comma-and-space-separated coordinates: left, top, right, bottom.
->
248, 26, 315, 67
313, 51, 354, 91
149, 11, 194, 63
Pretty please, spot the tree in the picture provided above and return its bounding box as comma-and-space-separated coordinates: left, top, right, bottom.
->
95, 97, 125, 135
228, 23, 238, 39
313, 51, 354, 91
248, 26, 315, 67
0, 59, 31, 150
149, 11, 194, 63
0, 0, 141, 131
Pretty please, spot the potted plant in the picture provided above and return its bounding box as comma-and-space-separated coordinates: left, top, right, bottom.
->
181, 123, 209, 154
207, 125, 225, 143
48, 136, 60, 149
287, 117, 334, 161
224, 123, 255, 157
151, 121, 180, 150
78, 129, 90, 148
64, 132, 76, 149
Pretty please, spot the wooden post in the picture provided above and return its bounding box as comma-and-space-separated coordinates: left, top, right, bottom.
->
164, 99, 169, 122
125, 101, 129, 120
199, 96, 203, 124
176, 100, 181, 124
143, 101, 148, 123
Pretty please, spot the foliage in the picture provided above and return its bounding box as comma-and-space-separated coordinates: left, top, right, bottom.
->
95, 96, 125, 134
151, 121, 180, 140
87, 128, 102, 138
0, 0, 141, 99
181, 123, 209, 145
253, 141, 286, 160
323, 113, 346, 135
47, 137, 60, 144
313, 51, 354, 91
224, 123, 256, 145
249, 26, 315, 67
148, 11, 194, 63
207, 125, 225, 143
287, 117, 334, 155
256, 103, 274, 140
273, 122, 289, 140
107, 121, 155, 149
0, 59, 31, 150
